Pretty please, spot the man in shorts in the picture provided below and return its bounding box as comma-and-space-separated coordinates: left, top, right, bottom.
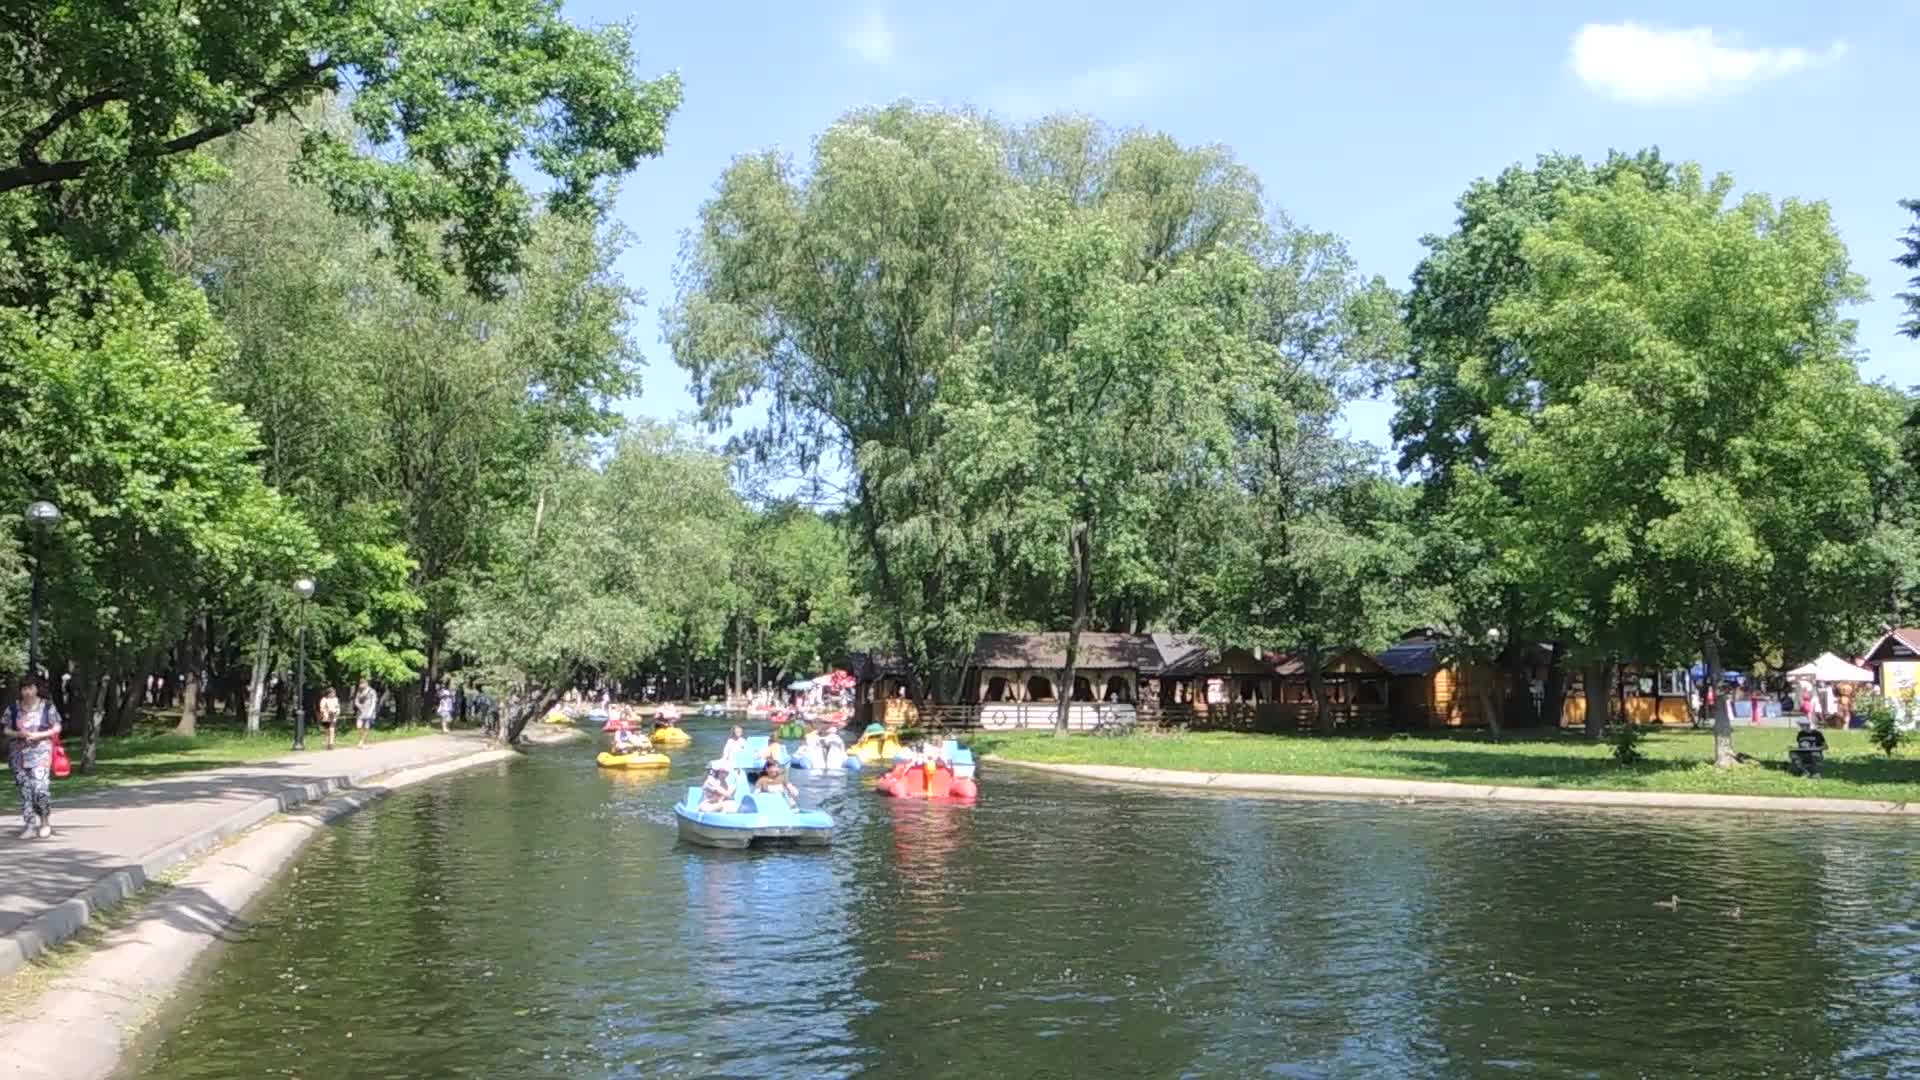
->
353, 678, 379, 748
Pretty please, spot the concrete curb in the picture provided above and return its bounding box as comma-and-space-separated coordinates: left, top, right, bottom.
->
0, 746, 518, 1080
985, 756, 1920, 817
0, 741, 512, 983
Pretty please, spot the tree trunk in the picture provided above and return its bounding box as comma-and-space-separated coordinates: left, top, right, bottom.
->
246, 612, 272, 735
1542, 642, 1567, 729
73, 665, 100, 772
175, 615, 207, 736
1477, 666, 1502, 736
1055, 519, 1093, 736
1705, 634, 1735, 767
1582, 660, 1609, 739
730, 616, 742, 698
112, 670, 143, 736
504, 686, 565, 745
754, 622, 764, 693
1305, 644, 1333, 733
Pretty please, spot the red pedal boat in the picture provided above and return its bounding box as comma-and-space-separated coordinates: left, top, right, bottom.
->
875, 758, 977, 801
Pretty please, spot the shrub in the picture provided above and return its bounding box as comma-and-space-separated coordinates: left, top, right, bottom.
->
1859, 694, 1903, 757
1608, 721, 1644, 765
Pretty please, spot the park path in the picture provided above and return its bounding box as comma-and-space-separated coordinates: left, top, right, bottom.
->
0, 732, 502, 978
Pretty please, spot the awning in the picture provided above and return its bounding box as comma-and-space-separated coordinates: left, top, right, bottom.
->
1785, 652, 1875, 683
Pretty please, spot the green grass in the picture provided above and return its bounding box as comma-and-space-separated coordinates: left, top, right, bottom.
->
46, 710, 436, 797
968, 727, 1920, 803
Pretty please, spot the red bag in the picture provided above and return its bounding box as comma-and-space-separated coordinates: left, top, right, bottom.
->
49, 732, 71, 779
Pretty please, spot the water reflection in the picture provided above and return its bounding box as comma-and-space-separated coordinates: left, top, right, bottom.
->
128, 723, 1920, 1079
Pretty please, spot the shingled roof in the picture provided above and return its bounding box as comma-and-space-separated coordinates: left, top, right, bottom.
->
972, 632, 1165, 671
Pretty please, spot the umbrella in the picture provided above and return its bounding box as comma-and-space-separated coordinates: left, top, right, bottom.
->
788, 679, 813, 691
1785, 652, 1874, 683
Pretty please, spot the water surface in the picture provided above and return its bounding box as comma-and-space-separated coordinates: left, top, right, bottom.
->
128, 721, 1920, 1077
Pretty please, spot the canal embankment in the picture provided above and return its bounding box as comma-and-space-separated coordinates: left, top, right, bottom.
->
0, 729, 580, 1080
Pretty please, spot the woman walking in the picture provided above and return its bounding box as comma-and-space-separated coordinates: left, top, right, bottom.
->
6, 676, 62, 840
317, 686, 341, 750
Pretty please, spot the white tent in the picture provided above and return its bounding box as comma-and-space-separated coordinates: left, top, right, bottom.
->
1785, 652, 1874, 683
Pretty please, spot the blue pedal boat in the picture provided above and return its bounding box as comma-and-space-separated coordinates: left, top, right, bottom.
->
674, 773, 833, 849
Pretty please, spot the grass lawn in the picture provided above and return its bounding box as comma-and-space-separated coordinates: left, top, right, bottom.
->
968, 726, 1920, 803
45, 710, 437, 797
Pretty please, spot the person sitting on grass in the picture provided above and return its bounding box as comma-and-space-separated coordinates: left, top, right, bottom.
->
698, 761, 738, 812
754, 762, 798, 809
1789, 718, 1827, 778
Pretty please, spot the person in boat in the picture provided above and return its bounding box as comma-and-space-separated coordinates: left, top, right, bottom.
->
754, 762, 798, 808
757, 735, 785, 767
721, 725, 748, 762
698, 761, 739, 812
611, 722, 652, 755
799, 720, 825, 766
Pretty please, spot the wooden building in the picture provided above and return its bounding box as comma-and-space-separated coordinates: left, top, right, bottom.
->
1377, 630, 1694, 729
1863, 628, 1920, 723
971, 632, 1157, 731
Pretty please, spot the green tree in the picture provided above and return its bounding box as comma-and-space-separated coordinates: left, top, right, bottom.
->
1487, 166, 1901, 766
0, 0, 681, 299
1898, 199, 1920, 340
669, 103, 1016, 708
0, 275, 316, 758
741, 506, 856, 683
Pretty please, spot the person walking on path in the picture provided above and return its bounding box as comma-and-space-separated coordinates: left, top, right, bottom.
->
435, 684, 454, 734
6, 676, 62, 840
353, 678, 378, 749
317, 686, 341, 750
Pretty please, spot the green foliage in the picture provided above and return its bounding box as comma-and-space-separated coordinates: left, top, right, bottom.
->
1861, 694, 1903, 757
0, 0, 682, 299
1898, 199, 1920, 340
0, 274, 317, 680
1608, 721, 1644, 764
742, 507, 856, 678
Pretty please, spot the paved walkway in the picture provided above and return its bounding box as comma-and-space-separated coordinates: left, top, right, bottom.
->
0, 733, 503, 977
991, 757, 1920, 817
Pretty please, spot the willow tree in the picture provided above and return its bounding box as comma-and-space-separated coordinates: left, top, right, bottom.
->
668, 104, 1016, 708
1488, 166, 1901, 767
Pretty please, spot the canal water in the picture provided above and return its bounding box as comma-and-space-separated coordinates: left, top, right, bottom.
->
128, 721, 1920, 1078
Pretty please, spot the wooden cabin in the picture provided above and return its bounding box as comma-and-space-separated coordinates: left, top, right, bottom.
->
971, 632, 1156, 731
1378, 631, 1693, 729
1863, 629, 1920, 723
847, 651, 919, 728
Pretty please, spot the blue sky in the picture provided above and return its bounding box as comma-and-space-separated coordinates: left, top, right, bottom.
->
574, 0, 1919, 457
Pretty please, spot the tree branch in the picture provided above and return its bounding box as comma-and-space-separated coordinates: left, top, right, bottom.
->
17, 86, 124, 165
0, 59, 336, 196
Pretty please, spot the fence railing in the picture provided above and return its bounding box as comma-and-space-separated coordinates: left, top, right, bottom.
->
887, 699, 1394, 736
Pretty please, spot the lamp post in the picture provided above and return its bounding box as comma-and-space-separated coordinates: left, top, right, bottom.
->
291, 576, 315, 750
24, 500, 59, 677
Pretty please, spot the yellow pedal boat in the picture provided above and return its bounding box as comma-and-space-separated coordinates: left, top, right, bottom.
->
648, 725, 692, 747
596, 751, 671, 770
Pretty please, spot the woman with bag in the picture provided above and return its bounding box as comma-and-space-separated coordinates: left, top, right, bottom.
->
6, 676, 62, 840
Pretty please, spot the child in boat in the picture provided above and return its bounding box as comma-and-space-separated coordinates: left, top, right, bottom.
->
721, 725, 747, 762
754, 762, 799, 808
698, 761, 738, 812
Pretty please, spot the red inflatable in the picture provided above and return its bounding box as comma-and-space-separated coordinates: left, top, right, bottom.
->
875, 759, 978, 801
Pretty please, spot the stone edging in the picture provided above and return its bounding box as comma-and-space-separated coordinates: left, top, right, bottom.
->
985, 756, 1920, 817
0, 742, 516, 982
0, 745, 521, 1080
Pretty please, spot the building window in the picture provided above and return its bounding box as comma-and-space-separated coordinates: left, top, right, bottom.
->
1354, 680, 1384, 705
1072, 676, 1094, 702
1026, 676, 1055, 702
984, 676, 1010, 703
1104, 676, 1131, 703
1657, 669, 1687, 696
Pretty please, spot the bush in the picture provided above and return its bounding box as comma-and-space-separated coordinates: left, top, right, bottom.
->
1859, 694, 1903, 757
1608, 721, 1644, 765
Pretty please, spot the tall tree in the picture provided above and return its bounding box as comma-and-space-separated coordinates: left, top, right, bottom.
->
1487, 166, 1901, 766
669, 103, 1016, 709
0, 0, 681, 299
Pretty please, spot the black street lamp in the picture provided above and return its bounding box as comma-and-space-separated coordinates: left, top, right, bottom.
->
24, 500, 59, 676
291, 576, 315, 750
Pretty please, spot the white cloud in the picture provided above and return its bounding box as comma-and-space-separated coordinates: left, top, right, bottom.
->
990, 61, 1174, 117
838, 9, 897, 66
1570, 21, 1846, 105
